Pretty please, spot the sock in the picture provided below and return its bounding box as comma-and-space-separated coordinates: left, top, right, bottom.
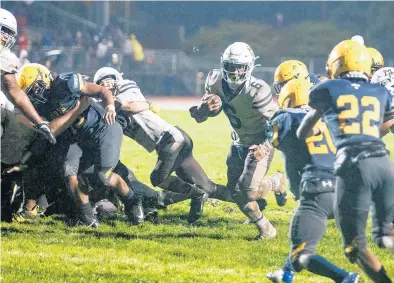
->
361, 264, 392, 283
119, 189, 135, 208
162, 190, 190, 205
302, 254, 348, 282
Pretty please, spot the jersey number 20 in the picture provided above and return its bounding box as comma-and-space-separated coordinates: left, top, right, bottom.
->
337, 95, 380, 138
306, 120, 336, 154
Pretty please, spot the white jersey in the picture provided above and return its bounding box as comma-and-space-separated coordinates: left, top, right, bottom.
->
1, 91, 37, 165
205, 69, 278, 146
1, 48, 20, 103
113, 79, 173, 152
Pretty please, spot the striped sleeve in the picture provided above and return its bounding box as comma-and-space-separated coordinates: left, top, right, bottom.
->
252, 85, 278, 119
115, 80, 145, 105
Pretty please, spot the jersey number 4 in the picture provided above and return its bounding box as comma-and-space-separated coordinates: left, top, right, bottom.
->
337, 94, 380, 138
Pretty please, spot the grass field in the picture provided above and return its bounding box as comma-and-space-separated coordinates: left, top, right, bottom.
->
1, 110, 394, 283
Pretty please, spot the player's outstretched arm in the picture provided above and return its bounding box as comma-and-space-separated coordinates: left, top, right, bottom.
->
2, 73, 44, 125
296, 109, 322, 139
80, 82, 116, 125
15, 96, 90, 137
2, 74, 57, 144
120, 101, 160, 114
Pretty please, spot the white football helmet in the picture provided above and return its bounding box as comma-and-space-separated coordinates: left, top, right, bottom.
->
220, 42, 257, 89
93, 67, 123, 92
0, 9, 17, 49
371, 67, 394, 95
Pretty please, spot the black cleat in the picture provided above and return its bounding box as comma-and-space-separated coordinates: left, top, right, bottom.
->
187, 191, 209, 224
144, 207, 159, 224
126, 197, 144, 225
78, 213, 99, 228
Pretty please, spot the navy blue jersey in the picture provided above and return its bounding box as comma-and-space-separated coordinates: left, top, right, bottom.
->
267, 108, 335, 196
38, 72, 105, 136
309, 78, 392, 150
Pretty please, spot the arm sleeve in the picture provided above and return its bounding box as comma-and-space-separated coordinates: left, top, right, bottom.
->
267, 112, 292, 148
252, 84, 278, 120
308, 83, 332, 113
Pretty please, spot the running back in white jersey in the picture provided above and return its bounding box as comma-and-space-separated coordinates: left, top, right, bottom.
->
205, 69, 278, 146
114, 79, 173, 152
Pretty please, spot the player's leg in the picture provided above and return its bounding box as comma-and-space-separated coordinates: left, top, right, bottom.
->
150, 127, 209, 223
290, 191, 354, 282
336, 158, 391, 283
366, 156, 394, 282
90, 122, 144, 225
63, 142, 98, 227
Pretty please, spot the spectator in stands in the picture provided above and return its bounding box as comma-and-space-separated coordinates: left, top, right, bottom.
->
41, 29, 54, 47
130, 33, 145, 73
19, 49, 30, 67
73, 31, 84, 69
18, 31, 30, 51
96, 38, 109, 67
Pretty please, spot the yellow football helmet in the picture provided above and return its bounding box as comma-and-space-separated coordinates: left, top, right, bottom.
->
326, 40, 371, 79
278, 78, 312, 109
17, 63, 52, 104
273, 60, 309, 94
368, 47, 384, 74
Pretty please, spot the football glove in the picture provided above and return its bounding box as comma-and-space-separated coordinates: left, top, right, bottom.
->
34, 122, 57, 144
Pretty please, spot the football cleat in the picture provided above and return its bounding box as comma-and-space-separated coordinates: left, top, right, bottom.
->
271, 172, 288, 207
342, 273, 362, 283
125, 197, 144, 225
187, 189, 209, 224
266, 269, 295, 283
144, 207, 159, 224
12, 205, 44, 223
78, 212, 99, 228
255, 217, 277, 240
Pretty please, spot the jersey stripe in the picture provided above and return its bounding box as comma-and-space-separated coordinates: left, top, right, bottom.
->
119, 82, 138, 93
253, 95, 272, 109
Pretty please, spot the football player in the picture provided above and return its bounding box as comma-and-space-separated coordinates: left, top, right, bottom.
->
93, 67, 246, 223
266, 79, 360, 283
297, 40, 394, 283
0, 8, 55, 144
17, 63, 144, 227
368, 47, 384, 76
371, 67, 394, 136
189, 42, 287, 239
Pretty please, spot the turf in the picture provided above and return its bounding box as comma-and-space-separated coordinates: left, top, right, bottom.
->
2, 110, 394, 283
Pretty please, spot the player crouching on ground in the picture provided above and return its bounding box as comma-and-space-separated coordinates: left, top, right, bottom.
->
265, 79, 361, 283
16, 63, 145, 227
189, 42, 288, 239
297, 40, 394, 283
94, 67, 217, 223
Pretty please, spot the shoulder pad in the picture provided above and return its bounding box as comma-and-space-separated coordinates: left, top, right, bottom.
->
58, 72, 85, 93
205, 69, 222, 93
117, 79, 140, 93
0, 49, 19, 74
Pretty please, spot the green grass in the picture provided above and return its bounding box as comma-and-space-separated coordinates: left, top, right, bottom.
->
2, 111, 394, 283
